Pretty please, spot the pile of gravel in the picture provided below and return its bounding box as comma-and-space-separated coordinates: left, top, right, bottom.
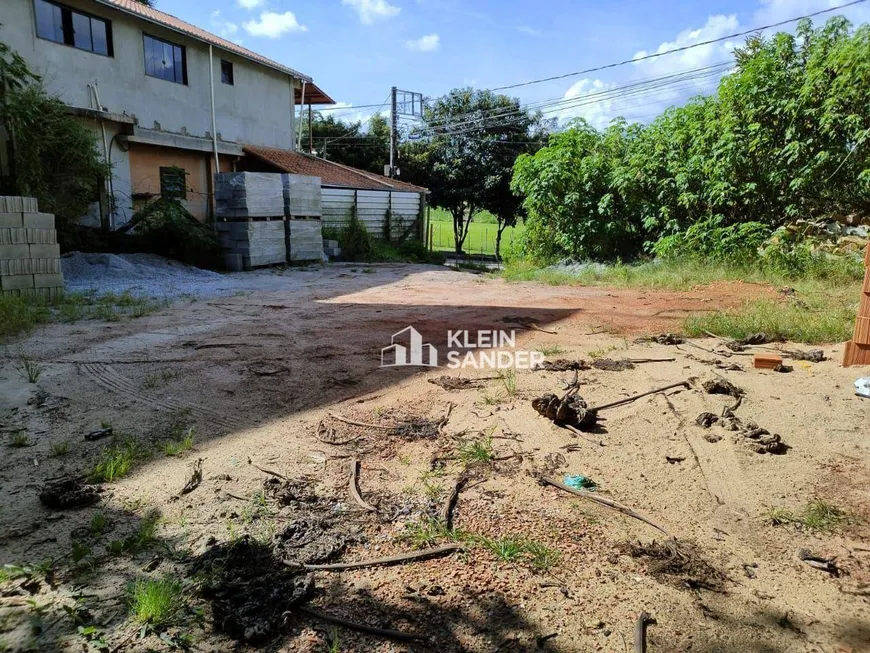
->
61, 252, 242, 299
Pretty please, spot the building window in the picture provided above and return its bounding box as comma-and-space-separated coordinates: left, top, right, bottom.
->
144, 35, 187, 85
221, 60, 234, 85
159, 166, 187, 200
34, 0, 112, 56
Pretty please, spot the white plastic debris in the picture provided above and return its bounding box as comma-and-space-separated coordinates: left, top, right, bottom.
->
856, 376, 870, 399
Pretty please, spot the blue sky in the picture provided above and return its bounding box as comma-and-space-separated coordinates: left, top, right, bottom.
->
155, 0, 870, 128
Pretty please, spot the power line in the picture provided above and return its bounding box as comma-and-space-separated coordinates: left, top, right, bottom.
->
490, 0, 869, 91
412, 64, 730, 139
321, 0, 866, 128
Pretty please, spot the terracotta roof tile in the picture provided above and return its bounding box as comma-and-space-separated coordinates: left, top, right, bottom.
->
94, 0, 311, 81
243, 145, 428, 193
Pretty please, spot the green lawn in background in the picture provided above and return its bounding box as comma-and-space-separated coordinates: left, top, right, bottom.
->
426, 207, 525, 255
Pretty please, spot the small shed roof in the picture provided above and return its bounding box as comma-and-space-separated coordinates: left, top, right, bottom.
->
243, 146, 428, 193
295, 83, 335, 106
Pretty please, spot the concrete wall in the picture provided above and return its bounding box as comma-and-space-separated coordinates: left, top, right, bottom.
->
322, 188, 422, 240
0, 0, 298, 149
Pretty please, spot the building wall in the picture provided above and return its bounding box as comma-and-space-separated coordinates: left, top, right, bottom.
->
129, 145, 211, 221
0, 0, 298, 149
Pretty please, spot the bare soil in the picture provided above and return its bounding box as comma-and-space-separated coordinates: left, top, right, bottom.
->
1, 264, 868, 652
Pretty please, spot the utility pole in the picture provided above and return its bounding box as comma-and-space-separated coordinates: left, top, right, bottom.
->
389, 86, 397, 178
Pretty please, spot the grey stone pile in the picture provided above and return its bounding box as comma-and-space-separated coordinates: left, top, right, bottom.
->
215, 172, 284, 219
286, 220, 324, 263
283, 174, 322, 218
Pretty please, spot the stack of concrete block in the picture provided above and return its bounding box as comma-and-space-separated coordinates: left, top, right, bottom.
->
286, 219, 324, 262
0, 197, 63, 299
215, 172, 284, 219
323, 239, 341, 259
215, 219, 287, 271
282, 174, 322, 218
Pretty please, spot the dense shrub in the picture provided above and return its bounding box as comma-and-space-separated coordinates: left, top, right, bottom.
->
512, 17, 870, 264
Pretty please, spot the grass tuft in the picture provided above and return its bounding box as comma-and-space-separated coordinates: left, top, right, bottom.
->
89, 440, 146, 483
480, 537, 525, 562
128, 577, 184, 627
15, 357, 43, 383
164, 428, 194, 457
109, 510, 160, 556
497, 369, 518, 399
8, 431, 31, 448
49, 440, 70, 457
537, 345, 565, 357
457, 436, 494, 464
523, 540, 562, 571
768, 499, 854, 532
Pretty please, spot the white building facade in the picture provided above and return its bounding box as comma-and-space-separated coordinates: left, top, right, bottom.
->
0, 0, 329, 226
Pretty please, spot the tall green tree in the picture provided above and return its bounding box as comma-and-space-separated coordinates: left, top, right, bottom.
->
402, 88, 547, 254
300, 112, 390, 174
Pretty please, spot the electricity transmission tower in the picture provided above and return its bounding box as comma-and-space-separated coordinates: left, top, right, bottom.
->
388, 87, 423, 178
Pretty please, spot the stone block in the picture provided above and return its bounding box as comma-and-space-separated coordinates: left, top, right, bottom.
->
0, 258, 60, 276
33, 273, 64, 289
0, 212, 23, 228
0, 274, 34, 291
0, 244, 31, 259
0, 228, 28, 245
28, 243, 60, 259
22, 213, 55, 229
25, 228, 57, 244
0, 197, 38, 213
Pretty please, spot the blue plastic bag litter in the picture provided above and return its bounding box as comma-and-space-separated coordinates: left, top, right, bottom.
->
564, 474, 597, 491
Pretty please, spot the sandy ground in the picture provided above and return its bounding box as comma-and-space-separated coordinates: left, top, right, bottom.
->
0, 264, 868, 653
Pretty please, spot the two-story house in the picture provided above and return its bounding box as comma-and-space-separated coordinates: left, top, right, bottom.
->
0, 0, 334, 227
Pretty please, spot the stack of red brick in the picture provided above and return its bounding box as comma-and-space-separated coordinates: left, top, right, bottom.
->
843, 244, 870, 366
0, 196, 64, 300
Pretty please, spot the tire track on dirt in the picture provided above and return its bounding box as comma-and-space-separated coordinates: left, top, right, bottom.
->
80, 363, 244, 431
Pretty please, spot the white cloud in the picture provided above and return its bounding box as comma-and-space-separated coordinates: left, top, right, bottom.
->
243, 11, 308, 38
342, 0, 400, 24
516, 25, 543, 37
405, 33, 440, 52
237, 0, 265, 9
211, 10, 239, 38
632, 14, 739, 74
550, 0, 870, 129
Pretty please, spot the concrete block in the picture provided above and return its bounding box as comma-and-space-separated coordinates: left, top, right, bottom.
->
24, 228, 56, 244
23, 213, 55, 229
0, 244, 31, 259
0, 228, 28, 245
28, 243, 60, 259
0, 197, 38, 213
33, 273, 64, 289
0, 258, 60, 276
0, 212, 23, 228
0, 274, 34, 291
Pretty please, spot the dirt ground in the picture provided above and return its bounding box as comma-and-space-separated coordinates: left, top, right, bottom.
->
1, 263, 868, 653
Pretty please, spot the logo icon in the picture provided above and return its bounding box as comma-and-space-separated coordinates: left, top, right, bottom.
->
381, 326, 438, 367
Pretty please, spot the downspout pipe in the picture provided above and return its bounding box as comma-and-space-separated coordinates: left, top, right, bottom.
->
89, 83, 113, 231
296, 80, 306, 151
208, 45, 220, 174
